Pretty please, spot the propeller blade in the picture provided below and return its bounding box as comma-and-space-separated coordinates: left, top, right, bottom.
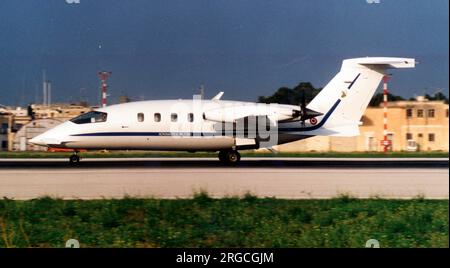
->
301, 89, 306, 111
300, 108, 323, 121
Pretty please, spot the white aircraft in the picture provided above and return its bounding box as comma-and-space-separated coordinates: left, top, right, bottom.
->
30, 57, 415, 164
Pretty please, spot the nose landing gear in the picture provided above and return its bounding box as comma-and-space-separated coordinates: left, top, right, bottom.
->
218, 150, 241, 165
69, 151, 81, 164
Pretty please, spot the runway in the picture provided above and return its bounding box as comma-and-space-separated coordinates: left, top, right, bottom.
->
0, 158, 448, 200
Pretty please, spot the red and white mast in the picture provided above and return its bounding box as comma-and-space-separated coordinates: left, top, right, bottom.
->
98, 71, 111, 107
382, 75, 390, 152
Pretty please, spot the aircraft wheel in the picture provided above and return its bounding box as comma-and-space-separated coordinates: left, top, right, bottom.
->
224, 150, 240, 165
218, 151, 227, 162
69, 154, 80, 164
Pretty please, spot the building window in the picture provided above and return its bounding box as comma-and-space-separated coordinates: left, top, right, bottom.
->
428, 133, 435, 142
188, 113, 194, 122
406, 133, 413, 140
367, 136, 377, 151
418, 133, 423, 138
154, 113, 161, 122
137, 113, 144, 122
428, 109, 435, 118
446, 109, 449, 118
406, 108, 413, 118
417, 109, 423, 118
171, 113, 178, 122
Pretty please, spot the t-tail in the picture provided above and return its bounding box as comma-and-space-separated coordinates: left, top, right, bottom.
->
305, 57, 415, 137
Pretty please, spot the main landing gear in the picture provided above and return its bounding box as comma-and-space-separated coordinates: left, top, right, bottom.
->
69, 151, 81, 164
218, 150, 241, 165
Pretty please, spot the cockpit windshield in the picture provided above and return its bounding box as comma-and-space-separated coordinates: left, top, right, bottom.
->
70, 111, 108, 124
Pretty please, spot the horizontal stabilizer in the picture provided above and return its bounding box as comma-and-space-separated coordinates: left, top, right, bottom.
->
343, 57, 416, 69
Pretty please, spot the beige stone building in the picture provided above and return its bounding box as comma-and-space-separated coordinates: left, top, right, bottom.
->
1, 107, 31, 151
0, 112, 14, 151
30, 104, 91, 120
0, 104, 91, 151
276, 97, 449, 152
12, 118, 64, 151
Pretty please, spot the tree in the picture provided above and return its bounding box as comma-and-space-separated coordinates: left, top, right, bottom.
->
258, 82, 321, 105
369, 93, 405, 107
425, 92, 449, 104
259, 82, 448, 107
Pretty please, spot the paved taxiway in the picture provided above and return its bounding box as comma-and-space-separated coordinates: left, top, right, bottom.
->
0, 158, 448, 200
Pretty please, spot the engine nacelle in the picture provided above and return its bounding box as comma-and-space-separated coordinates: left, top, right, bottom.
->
203, 103, 299, 123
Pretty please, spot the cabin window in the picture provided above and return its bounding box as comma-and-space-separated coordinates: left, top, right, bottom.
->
171, 113, 178, 122
137, 113, 144, 122
70, 111, 107, 124
188, 113, 194, 122
154, 113, 161, 122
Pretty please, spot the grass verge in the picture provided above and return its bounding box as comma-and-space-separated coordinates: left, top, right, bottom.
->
0, 194, 448, 248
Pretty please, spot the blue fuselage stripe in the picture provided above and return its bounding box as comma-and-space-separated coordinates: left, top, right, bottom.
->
72, 132, 216, 137
348, 73, 361, 89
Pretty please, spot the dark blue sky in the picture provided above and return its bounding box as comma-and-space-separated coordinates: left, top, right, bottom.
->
0, 0, 448, 106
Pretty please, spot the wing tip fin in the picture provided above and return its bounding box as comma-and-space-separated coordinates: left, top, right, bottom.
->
212, 92, 224, 100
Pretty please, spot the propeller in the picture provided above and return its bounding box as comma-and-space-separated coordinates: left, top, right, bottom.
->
292, 89, 323, 125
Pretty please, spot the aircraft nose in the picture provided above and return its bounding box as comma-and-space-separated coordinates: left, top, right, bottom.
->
29, 132, 61, 146
29, 121, 73, 147
29, 135, 48, 146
